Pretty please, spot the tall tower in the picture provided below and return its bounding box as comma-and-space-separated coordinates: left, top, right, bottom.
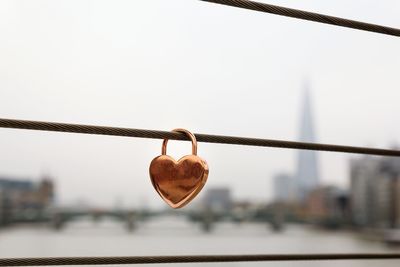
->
296, 82, 319, 199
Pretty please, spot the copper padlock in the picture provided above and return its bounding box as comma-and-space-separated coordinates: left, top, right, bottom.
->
149, 128, 209, 209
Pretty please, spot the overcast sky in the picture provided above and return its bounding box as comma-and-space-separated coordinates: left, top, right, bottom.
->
0, 0, 399, 209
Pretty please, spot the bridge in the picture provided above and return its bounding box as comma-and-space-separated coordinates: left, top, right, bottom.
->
49, 204, 290, 232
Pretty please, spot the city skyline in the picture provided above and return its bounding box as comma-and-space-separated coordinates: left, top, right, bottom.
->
0, 0, 399, 208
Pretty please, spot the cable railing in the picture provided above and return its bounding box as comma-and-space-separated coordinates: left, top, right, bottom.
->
1, 0, 400, 266
0, 117, 400, 266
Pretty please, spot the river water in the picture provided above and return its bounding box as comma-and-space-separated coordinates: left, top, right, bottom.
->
0, 216, 399, 267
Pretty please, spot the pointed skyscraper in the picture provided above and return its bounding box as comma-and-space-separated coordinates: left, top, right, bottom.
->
296, 82, 319, 199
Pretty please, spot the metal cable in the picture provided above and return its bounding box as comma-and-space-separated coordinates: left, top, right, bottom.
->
0, 253, 400, 266
0, 118, 399, 157
200, 0, 400, 37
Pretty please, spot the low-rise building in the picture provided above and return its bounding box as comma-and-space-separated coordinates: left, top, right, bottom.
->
273, 173, 297, 203
203, 187, 232, 213
304, 185, 348, 227
0, 176, 54, 226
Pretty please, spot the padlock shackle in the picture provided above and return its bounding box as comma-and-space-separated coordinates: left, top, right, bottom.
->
162, 128, 197, 156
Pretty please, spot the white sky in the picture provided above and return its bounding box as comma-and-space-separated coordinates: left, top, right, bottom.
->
0, 0, 399, 208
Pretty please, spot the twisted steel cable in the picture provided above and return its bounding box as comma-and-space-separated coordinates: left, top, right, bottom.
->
0, 253, 400, 266
200, 0, 400, 37
0, 118, 400, 157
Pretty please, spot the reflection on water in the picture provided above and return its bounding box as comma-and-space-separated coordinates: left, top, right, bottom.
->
0, 216, 399, 267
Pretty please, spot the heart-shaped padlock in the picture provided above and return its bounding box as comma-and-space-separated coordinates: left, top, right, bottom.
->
149, 128, 209, 209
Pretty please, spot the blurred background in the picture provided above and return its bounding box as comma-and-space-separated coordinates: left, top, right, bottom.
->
0, 0, 400, 266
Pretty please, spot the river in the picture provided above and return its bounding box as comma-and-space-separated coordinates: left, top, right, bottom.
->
0, 215, 399, 267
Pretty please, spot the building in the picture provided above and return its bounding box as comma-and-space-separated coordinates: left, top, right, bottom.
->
295, 84, 320, 200
203, 187, 232, 212
0, 190, 2, 226
380, 157, 400, 228
350, 156, 400, 228
304, 186, 349, 227
271, 84, 320, 203
350, 157, 380, 227
0, 176, 54, 226
273, 173, 296, 202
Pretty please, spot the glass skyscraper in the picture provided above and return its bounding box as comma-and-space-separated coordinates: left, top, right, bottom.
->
296, 83, 319, 199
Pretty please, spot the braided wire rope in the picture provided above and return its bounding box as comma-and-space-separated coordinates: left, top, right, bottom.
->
200, 0, 400, 37
0, 253, 400, 266
0, 118, 399, 157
